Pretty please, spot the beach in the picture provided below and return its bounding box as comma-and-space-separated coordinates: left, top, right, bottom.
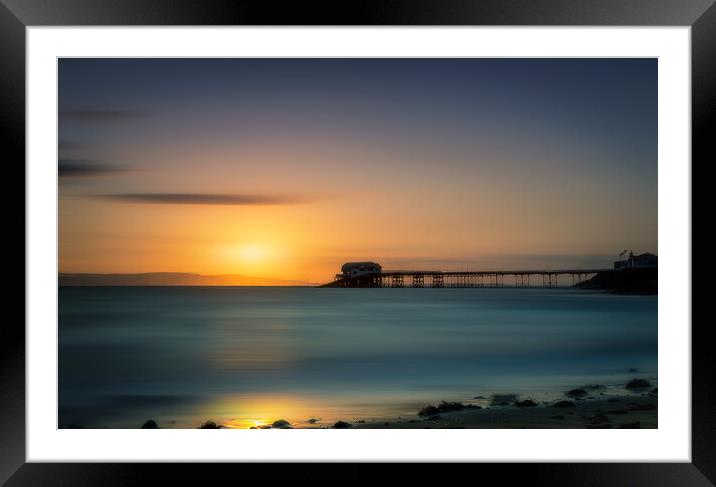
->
235, 384, 658, 429
142, 389, 658, 429
353, 394, 657, 429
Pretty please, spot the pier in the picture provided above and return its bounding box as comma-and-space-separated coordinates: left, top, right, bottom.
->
327, 270, 611, 288
323, 262, 614, 288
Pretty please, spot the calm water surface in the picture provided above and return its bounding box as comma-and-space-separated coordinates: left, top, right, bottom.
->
59, 287, 657, 428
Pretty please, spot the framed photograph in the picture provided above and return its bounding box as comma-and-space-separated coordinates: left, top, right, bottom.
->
4, 0, 714, 483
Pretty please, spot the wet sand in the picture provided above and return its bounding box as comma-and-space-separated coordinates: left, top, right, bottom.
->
352, 394, 657, 429
126, 392, 657, 429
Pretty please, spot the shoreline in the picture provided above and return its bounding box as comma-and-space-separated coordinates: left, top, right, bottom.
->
351, 394, 657, 429
221, 392, 658, 430
62, 390, 658, 430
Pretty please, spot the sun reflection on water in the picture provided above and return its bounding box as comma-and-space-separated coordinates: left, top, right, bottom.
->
204, 394, 320, 429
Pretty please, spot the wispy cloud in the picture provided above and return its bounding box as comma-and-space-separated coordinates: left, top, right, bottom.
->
58, 140, 90, 151
59, 159, 130, 178
59, 109, 144, 120
91, 193, 323, 206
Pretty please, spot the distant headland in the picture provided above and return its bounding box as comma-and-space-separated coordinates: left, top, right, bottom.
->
575, 267, 657, 295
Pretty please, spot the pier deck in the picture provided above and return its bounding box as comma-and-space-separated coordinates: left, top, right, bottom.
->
324, 268, 614, 288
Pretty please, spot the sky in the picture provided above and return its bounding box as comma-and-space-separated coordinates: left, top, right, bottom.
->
58, 58, 657, 283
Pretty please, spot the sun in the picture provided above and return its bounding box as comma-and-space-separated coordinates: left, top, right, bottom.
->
239, 244, 267, 263
216, 242, 283, 276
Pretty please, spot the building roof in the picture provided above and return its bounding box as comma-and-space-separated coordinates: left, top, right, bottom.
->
341, 262, 382, 273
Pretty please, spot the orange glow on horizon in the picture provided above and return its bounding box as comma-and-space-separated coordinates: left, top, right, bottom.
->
59, 182, 657, 284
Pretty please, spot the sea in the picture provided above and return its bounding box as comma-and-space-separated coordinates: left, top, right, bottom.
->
59, 287, 657, 428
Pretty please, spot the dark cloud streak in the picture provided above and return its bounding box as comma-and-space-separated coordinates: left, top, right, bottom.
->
58, 140, 90, 150
59, 159, 129, 178
59, 109, 144, 120
92, 193, 322, 206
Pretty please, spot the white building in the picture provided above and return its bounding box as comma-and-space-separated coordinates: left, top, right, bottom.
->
614, 252, 657, 269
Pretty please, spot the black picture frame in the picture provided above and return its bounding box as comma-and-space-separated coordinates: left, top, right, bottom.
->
2, 0, 714, 484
